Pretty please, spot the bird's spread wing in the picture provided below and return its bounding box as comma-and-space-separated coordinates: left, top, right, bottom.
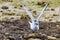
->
22, 5, 34, 23
37, 2, 48, 21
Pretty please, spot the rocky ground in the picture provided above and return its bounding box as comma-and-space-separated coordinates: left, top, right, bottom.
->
0, 0, 60, 40
0, 20, 60, 40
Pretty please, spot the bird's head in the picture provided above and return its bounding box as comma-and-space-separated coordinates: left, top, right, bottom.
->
28, 21, 39, 31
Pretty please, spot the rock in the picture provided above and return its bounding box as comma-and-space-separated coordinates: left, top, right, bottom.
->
48, 36, 57, 40
0, 10, 3, 12
53, 34, 60, 38
37, 1, 46, 6
2, 0, 13, 2
53, 14, 59, 16
24, 33, 48, 40
56, 25, 59, 27
51, 8, 55, 11
20, 5, 22, 7
33, 10, 36, 13
7, 36, 15, 40
1, 6, 9, 9
28, 38, 41, 40
0, 24, 4, 28
49, 18, 52, 21
23, 33, 36, 39
5, 32, 9, 35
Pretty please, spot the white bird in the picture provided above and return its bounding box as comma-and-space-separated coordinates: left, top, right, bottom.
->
22, 2, 48, 31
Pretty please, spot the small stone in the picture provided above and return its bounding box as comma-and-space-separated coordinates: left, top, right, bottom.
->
0, 10, 3, 12
20, 5, 22, 7
45, 17, 49, 19
5, 33, 9, 35
14, 6, 17, 8
51, 8, 55, 11
33, 11, 36, 13
8, 10, 11, 12
24, 33, 36, 39
8, 38, 14, 40
1, 6, 9, 9
53, 14, 59, 16
28, 38, 41, 40
37, 1, 46, 6
53, 34, 60, 38
49, 19, 52, 21
7, 36, 15, 40
48, 36, 56, 40
37, 2, 42, 5
56, 25, 59, 27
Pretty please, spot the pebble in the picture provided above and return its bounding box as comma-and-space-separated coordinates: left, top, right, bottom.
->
48, 36, 57, 40
1, 6, 9, 9
5, 32, 9, 35
53, 14, 59, 16
56, 25, 59, 27
28, 38, 41, 40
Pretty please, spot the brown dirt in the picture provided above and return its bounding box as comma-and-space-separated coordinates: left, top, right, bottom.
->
0, 20, 60, 40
